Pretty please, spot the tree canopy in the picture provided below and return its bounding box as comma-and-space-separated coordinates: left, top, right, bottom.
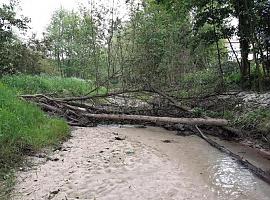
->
1, 0, 270, 90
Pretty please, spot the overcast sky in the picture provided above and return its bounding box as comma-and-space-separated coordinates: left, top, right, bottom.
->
0, 0, 128, 37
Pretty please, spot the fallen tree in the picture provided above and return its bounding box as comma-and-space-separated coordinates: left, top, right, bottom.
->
84, 113, 228, 126
21, 91, 228, 127
20, 89, 270, 185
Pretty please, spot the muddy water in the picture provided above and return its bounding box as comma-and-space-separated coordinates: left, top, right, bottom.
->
12, 127, 270, 200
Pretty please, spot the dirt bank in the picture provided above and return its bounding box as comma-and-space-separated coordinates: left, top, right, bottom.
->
12, 126, 270, 200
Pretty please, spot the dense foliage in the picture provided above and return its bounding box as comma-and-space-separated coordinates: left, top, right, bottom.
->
46, 8, 103, 79
114, 2, 217, 88
190, 0, 270, 89
0, 1, 33, 75
2, 0, 269, 91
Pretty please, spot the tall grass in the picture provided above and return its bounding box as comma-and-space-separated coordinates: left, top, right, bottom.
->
0, 83, 70, 165
1, 75, 95, 96
0, 83, 69, 198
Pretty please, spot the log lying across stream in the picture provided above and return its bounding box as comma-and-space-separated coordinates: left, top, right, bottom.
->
21, 89, 228, 127
21, 88, 270, 185
85, 113, 228, 126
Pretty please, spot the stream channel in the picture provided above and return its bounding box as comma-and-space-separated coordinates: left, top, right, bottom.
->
12, 126, 270, 200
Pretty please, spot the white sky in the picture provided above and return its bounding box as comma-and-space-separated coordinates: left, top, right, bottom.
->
0, 0, 129, 37
21, 0, 80, 36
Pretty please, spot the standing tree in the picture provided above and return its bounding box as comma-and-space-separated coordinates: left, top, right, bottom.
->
47, 8, 102, 79
157, 0, 270, 89
0, 0, 30, 75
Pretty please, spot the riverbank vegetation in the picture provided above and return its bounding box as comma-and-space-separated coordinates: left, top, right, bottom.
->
0, 84, 69, 198
1, 75, 103, 96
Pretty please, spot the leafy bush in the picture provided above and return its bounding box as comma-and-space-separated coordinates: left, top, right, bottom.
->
1, 75, 99, 96
0, 84, 69, 170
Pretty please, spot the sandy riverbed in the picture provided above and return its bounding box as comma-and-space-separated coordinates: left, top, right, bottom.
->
12, 126, 270, 200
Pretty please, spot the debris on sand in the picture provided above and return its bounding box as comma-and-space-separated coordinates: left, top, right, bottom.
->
115, 136, 126, 141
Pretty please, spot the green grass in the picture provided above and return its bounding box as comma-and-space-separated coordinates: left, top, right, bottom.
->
0, 83, 70, 198
1, 75, 99, 96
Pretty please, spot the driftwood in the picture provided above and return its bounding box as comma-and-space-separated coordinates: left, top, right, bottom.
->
84, 113, 228, 126
25, 92, 245, 145
195, 126, 270, 185
147, 88, 244, 138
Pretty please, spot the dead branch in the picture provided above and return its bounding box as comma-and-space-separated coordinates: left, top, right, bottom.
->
170, 91, 241, 100
59, 89, 145, 102
148, 85, 193, 112
21, 94, 56, 101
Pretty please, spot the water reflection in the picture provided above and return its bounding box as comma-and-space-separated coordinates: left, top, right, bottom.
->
209, 156, 257, 199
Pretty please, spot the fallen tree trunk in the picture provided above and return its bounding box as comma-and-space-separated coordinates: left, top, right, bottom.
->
37, 102, 62, 113
21, 92, 229, 127
84, 113, 228, 126
147, 88, 243, 138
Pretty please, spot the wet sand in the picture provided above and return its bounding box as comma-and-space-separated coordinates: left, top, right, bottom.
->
12, 126, 270, 200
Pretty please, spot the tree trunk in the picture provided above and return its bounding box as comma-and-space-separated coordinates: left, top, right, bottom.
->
84, 113, 228, 126
195, 126, 270, 184
234, 0, 252, 89
240, 38, 251, 88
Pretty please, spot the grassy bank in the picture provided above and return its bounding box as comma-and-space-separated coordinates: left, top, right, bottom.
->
1, 75, 101, 96
0, 84, 70, 198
